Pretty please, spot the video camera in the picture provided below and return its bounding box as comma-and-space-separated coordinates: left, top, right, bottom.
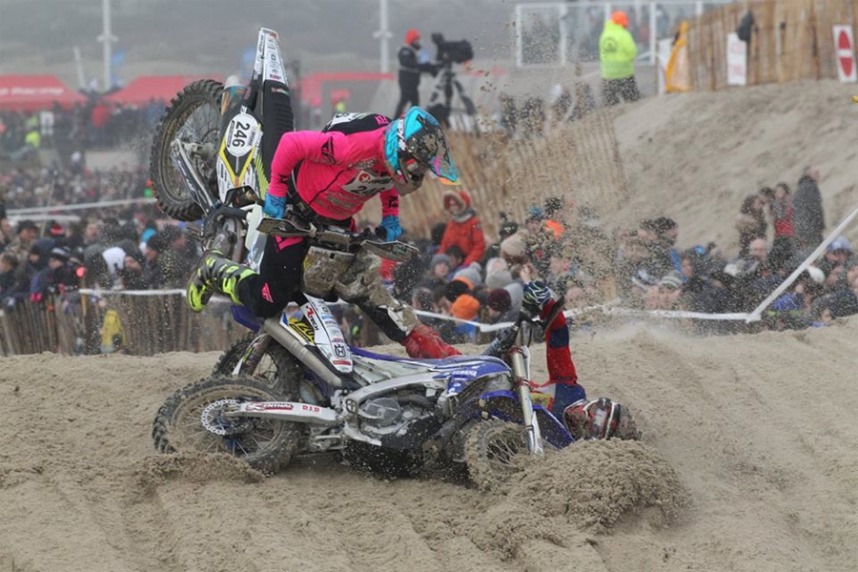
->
431, 33, 474, 65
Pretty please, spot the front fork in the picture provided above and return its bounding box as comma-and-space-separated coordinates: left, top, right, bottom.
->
233, 333, 272, 376
509, 347, 544, 455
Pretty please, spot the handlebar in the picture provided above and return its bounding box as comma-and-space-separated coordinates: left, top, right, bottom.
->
481, 311, 535, 358
208, 205, 420, 263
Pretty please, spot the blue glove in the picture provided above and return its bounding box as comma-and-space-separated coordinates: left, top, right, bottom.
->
379, 215, 402, 241
263, 194, 287, 218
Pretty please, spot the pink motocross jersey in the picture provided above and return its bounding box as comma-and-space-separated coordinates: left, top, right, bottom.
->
267, 123, 399, 221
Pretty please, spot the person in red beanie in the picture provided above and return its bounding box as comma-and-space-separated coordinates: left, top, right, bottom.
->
394, 28, 438, 118
438, 189, 486, 266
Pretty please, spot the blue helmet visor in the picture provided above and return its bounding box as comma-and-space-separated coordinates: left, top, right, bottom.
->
403, 113, 460, 184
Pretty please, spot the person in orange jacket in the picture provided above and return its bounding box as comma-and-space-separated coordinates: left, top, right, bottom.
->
438, 189, 486, 266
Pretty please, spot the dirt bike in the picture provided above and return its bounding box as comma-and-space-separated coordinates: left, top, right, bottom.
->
153, 302, 579, 488
146, 27, 567, 485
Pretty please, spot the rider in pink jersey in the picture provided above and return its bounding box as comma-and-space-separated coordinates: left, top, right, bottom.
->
186, 108, 461, 359
267, 119, 401, 222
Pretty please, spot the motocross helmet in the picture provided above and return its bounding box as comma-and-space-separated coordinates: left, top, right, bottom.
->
563, 398, 641, 441
522, 280, 553, 316
384, 107, 459, 195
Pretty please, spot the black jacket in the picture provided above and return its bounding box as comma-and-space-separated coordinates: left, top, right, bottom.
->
398, 45, 435, 89
793, 175, 825, 244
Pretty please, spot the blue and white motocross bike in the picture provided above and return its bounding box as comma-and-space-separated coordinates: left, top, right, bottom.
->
152, 286, 579, 487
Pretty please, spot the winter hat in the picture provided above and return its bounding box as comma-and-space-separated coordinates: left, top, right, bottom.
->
827, 235, 853, 254
611, 10, 629, 27
454, 263, 482, 288
658, 271, 684, 290
631, 268, 659, 291
101, 246, 126, 274
430, 252, 451, 271
485, 257, 509, 275
146, 232, 168, 254
443, 189, 470, 211
49, 247, 70, 262
485, 269, 513, 289
405, 28, 421, 45
500, 233, 528, 264
451, 293, 480, 321
486, 288, 512, 313
499, 219, 519, 240
48, 220, 65, 238
16, 219, 38, 235
140, 227, 157, 245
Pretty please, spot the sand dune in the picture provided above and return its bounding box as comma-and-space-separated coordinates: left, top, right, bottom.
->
617, 80, 858, 251
1, 316, 855, 571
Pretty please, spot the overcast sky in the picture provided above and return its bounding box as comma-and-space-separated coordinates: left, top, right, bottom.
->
0, 0, 528, 78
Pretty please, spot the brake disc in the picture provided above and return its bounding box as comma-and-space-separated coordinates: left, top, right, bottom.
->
200, 399, 247, 436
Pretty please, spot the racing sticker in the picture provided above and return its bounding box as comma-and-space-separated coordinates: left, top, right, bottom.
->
224, 112, 259, 158
342, 170, 394, 197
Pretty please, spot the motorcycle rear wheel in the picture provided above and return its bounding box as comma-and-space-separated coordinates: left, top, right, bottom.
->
152, 374, 303, 474
149, 79, 224, 221
464, 420, 529, 492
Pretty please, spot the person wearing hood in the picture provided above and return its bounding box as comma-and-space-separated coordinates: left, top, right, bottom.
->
394, 29, 438, 118
438, 189, 486, 266
793, 166, 825, 253
599, 10, 640, 106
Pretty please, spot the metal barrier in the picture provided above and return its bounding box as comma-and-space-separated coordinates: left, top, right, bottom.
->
514, 0, 732, 67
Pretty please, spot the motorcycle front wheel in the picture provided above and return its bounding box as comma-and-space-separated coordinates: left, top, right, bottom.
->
149, 79, 223, 221
152, 374, 304, 474
463, 420, 530, 492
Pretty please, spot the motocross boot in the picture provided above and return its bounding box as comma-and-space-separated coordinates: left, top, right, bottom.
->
403, 323, 461, 359
186, 252, 256, 312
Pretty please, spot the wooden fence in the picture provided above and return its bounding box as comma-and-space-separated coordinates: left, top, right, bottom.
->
688, 0, 858, 91
0, 294, 244, 357
362, 109, 630, 241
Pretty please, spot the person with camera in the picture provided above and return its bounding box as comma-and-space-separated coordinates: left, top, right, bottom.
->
394, 29, 438, 118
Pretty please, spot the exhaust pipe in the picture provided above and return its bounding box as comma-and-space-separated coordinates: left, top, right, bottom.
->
262, 318, 344, 388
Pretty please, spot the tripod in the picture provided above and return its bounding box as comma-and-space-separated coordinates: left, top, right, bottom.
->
426, 62, 478, 131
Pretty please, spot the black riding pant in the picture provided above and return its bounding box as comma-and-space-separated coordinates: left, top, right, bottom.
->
236, 234, 417, 343
602, 77, 641, 107
394, 83, 420, 118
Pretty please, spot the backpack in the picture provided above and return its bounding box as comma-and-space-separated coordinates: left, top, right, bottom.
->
322, 113, 391, 135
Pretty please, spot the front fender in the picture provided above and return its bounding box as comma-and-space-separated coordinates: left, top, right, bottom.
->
455, 390, 574, 449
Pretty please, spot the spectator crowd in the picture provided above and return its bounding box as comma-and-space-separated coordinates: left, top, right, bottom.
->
0, 162, 199, 312
360, 163, 854, 343
0, 98, 166, 163
0, 141, 852, 353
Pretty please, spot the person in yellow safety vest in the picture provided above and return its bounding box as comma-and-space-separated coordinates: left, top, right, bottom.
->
24, 128, 41, 150
599, 10, 641, 106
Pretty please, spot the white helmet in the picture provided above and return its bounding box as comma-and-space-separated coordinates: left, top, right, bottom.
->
563, 397, 640, 441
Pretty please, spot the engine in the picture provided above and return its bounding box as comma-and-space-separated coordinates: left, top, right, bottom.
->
357, 393, 440, 449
